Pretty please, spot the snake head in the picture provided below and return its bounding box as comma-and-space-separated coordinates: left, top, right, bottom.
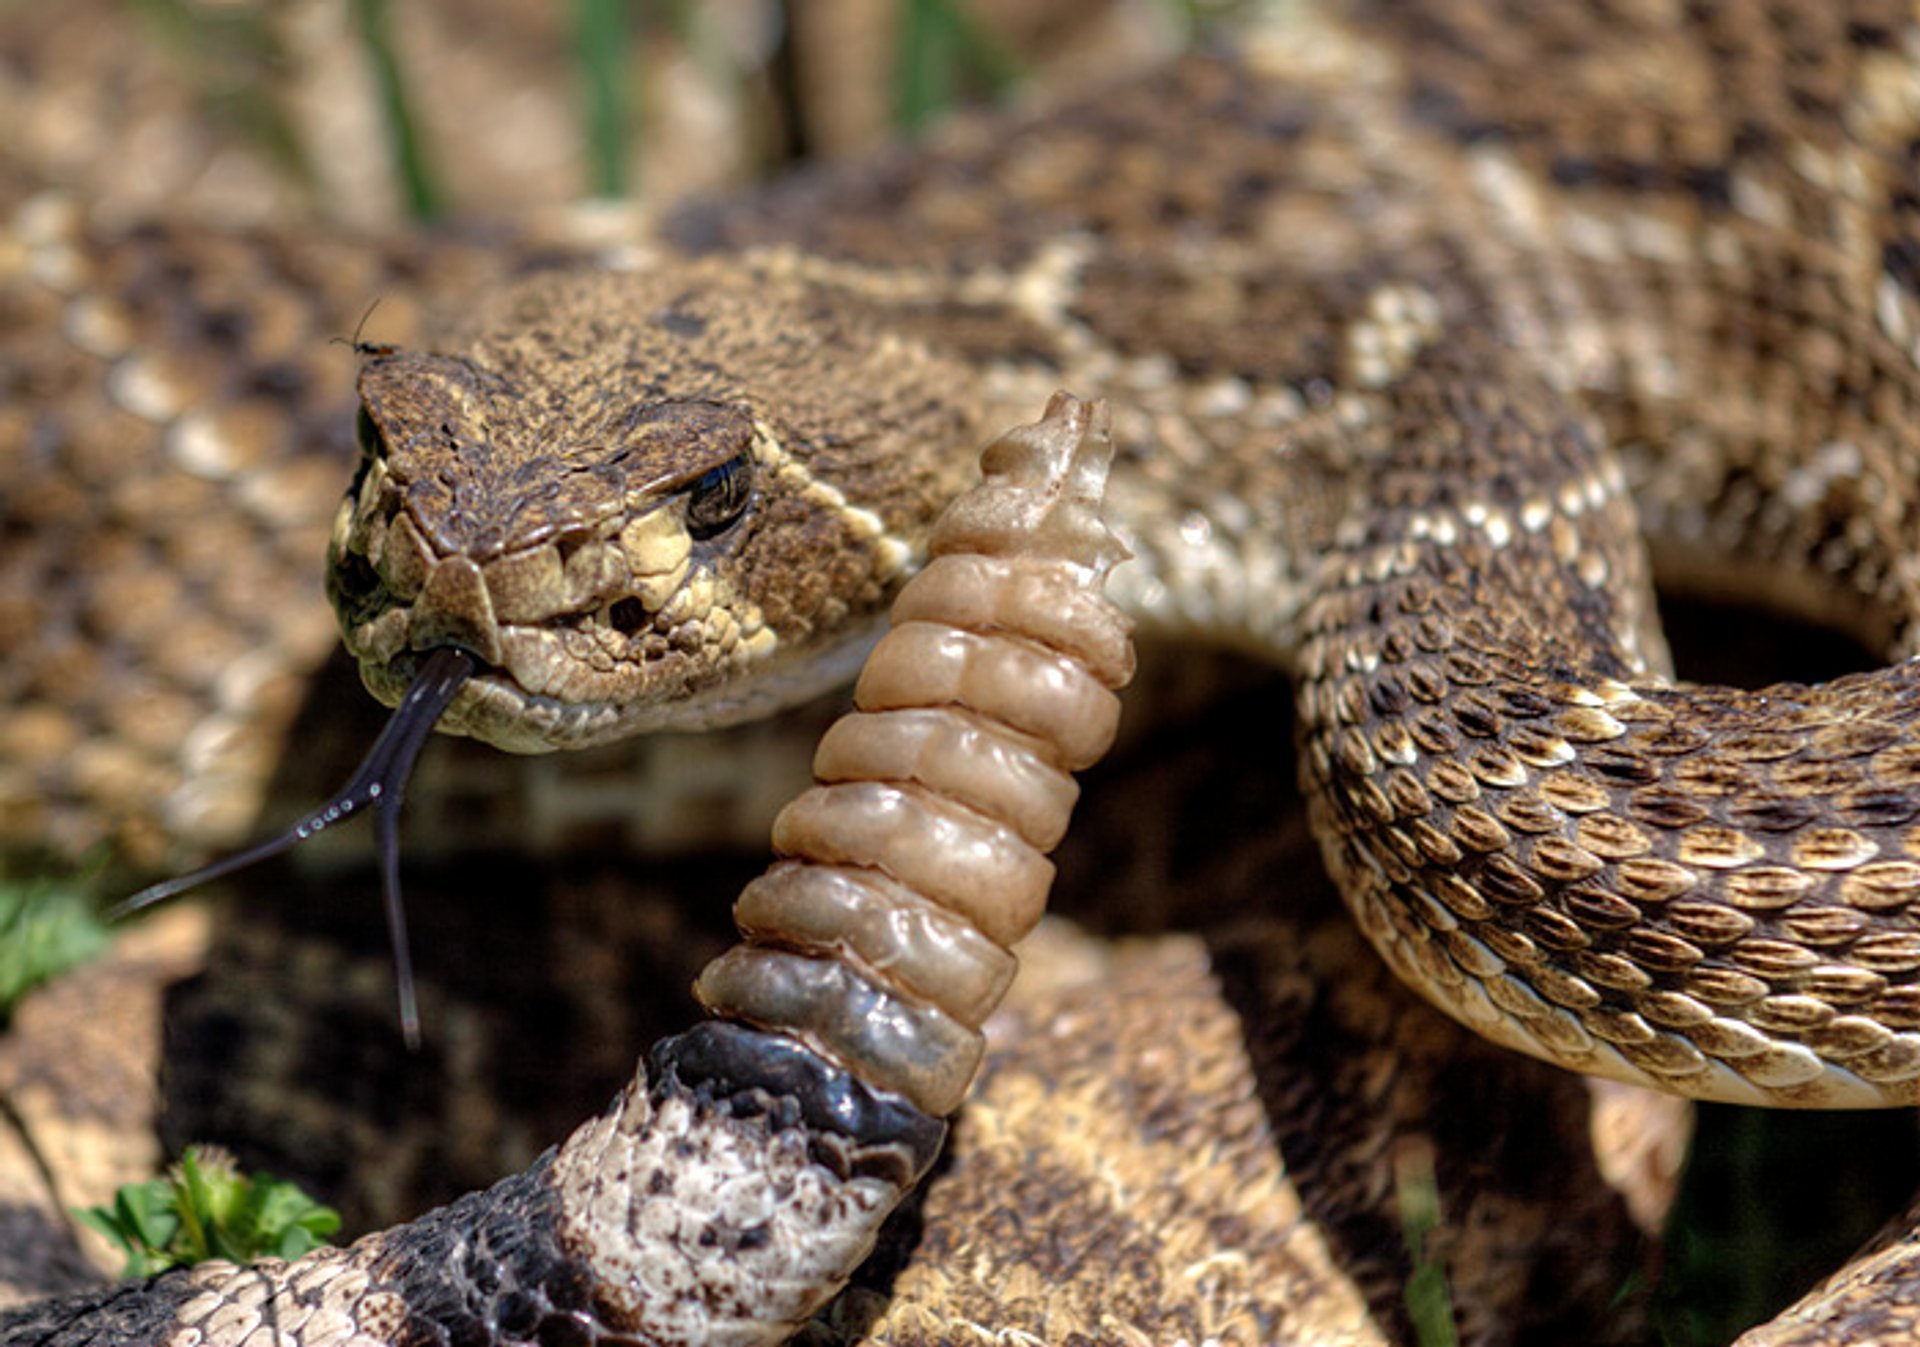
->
327, 264, 984, 752
134, 264, 982, 1041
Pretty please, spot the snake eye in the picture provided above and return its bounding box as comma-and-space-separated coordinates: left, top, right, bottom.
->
356, 405, 389, 459
686, 451, 754, 540
348, 406, 388, 500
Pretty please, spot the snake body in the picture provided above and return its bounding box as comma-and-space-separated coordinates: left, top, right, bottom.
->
321, 4, 1920, 1106
10, 0, 1920, 1340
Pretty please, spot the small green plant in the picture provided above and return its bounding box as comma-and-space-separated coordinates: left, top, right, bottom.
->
0, 872, 109, 1017
78, 1147, 341, 1277
895, 0, 1023, 132
1394, 1138, 1461, 1347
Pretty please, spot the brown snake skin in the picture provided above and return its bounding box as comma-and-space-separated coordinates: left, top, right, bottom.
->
14, 0, 1920, 1341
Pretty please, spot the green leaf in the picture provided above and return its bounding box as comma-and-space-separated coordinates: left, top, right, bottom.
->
77, 1178, 182, 1278
349, 0, 444, 219
573, 0, 631, 197
0, 871, 110, 1017
119, 1183, 181, 1253
1393, 1139, 1460, 1347
894, 0, 1023, 132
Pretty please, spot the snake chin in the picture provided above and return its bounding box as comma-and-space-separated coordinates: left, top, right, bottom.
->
352, 616, 887, 754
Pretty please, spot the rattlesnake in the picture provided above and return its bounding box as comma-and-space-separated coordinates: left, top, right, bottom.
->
8, 0, 1920, 1341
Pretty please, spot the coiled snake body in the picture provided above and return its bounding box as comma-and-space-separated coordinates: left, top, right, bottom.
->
10, 0, 1920, 1341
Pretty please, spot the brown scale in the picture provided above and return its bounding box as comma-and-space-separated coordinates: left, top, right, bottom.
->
695, 393, 1135, 1116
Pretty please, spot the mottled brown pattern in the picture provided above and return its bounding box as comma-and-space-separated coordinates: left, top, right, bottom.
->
10, 0, 1920, 1340
0, 207, 541, 863
1293, 323, 1920, 1106
815, 910, 1656, 1347
1746, 1185, 1920, 1345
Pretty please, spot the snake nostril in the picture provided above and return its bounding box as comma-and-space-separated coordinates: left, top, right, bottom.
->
608, 597, 649, 633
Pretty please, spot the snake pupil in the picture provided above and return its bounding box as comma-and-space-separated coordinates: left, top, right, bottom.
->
685, 451, 754, 539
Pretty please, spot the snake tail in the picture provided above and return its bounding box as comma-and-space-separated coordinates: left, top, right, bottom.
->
0, 1020, 940, 1347
694, 391, 1137, 1117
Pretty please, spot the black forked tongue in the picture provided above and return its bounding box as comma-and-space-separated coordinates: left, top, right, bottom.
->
112, 647, 476, 1051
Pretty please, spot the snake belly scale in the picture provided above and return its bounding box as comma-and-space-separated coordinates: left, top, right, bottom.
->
10, 0, 1920, 1341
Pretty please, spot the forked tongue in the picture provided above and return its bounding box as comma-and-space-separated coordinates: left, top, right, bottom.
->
112, 647, 476, 1050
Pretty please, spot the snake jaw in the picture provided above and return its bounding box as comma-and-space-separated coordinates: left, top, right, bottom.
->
327, 466, 879, 752
327, 392, 793, 748
328, 483, 812, 752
